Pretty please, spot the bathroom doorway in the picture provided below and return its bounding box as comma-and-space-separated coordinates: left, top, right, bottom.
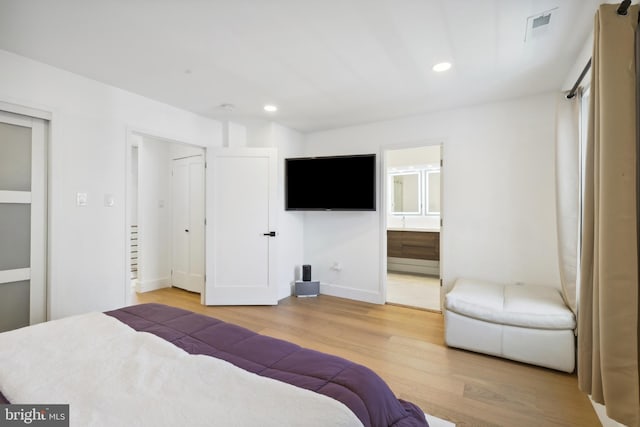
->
383, 144, 442, 312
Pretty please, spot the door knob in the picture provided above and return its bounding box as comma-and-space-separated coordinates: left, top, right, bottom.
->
185, 229, 189, 233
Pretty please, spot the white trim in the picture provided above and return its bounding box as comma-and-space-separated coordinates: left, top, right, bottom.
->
0, 191, 31, 204
134, 277, 171, 293
29, 118, 47, 325
0, 268, 31, 284
590, 398, 626, 427
0, 109, 36, 128
319, 282, 383, 304
129, 126, 201, 148
0, 100, 52, 121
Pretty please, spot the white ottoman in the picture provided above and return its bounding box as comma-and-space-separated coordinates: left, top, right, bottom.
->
444, 278, 576, 372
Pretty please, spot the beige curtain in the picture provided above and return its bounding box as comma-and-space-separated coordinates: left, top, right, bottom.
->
578, 4, 639, 427
555, 91, 580, 314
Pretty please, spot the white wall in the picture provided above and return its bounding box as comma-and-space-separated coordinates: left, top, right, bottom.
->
226, 121, 248, 148
136, 136, 171, 292
304, 92, 561, 302
0, 46, 562, 315
170, 142, 206, 159
562, 26, 593, 92
0, 49, 223, 319
387, 145, 441, 168
130, 146, 139, 225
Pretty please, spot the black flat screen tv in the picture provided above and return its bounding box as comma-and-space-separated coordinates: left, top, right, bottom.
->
285, 154, 376, 211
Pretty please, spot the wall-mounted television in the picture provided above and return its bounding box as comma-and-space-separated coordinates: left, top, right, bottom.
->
285, 154, 376, 211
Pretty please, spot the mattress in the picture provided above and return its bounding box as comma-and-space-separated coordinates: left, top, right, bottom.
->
0, 303, 428, 427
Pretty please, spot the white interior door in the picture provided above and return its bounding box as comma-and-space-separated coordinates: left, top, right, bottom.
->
0, 110, 47, 332
171, 156, 205, 293
205, 147, 277, 305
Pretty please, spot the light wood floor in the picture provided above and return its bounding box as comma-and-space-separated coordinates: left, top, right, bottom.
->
134, 287, 600, 427
387, 272, 441, 312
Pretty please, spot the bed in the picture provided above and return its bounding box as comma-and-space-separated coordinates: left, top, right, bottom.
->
0, 303, 428, 426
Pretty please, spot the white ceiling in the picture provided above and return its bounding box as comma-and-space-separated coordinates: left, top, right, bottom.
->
0, 0, 602, 133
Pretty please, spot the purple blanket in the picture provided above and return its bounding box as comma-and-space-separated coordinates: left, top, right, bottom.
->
2, 303, 428, 427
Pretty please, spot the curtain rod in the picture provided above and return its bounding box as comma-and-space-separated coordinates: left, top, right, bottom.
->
566, 0, 632, 99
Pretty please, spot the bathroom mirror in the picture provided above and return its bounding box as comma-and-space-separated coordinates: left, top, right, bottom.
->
389, 172, 421, 214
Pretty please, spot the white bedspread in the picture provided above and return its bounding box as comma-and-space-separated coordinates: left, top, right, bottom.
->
0, 312, 363, 427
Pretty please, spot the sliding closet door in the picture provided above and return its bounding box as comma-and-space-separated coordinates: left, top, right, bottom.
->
0, 111, 47, 332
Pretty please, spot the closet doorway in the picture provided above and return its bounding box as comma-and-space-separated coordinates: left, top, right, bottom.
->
171, 155, 205, 293
383, 144, 442, 312
128, 132, 205, 300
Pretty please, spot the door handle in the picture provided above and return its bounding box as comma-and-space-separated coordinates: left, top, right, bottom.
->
263, 231, 276, 237
185, 229, 189, 233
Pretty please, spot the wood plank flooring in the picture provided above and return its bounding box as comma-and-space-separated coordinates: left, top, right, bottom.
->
134, 287, 600, 427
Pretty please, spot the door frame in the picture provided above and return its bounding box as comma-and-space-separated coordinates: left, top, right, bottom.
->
124, 127, 206, 305
0, 100, 52, 325
379, 139, 444, 310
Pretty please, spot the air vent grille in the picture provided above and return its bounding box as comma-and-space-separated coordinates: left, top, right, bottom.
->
525, 7, 558, 42
532, 13, 551, 29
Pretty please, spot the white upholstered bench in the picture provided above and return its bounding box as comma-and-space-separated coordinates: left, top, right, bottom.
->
444, 278, 576, 372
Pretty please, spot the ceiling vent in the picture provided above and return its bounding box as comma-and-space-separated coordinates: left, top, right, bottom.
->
532, 13, 551, 29
525, 7, 558, 42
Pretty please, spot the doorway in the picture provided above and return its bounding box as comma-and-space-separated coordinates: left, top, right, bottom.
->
128, 132, 205, 301
383, 144, 442, 312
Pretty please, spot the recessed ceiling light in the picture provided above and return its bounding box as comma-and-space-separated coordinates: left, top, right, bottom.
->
432, 62, 452, 72
264, 104, 278, 112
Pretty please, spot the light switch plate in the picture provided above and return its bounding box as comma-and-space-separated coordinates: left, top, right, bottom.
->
104, 194, 115, 207
76, 192, 87, 207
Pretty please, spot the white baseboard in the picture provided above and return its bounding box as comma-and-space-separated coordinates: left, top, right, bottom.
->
135, 277, 171, 293
319, 282, 383, 304
590, 397, 626, 427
